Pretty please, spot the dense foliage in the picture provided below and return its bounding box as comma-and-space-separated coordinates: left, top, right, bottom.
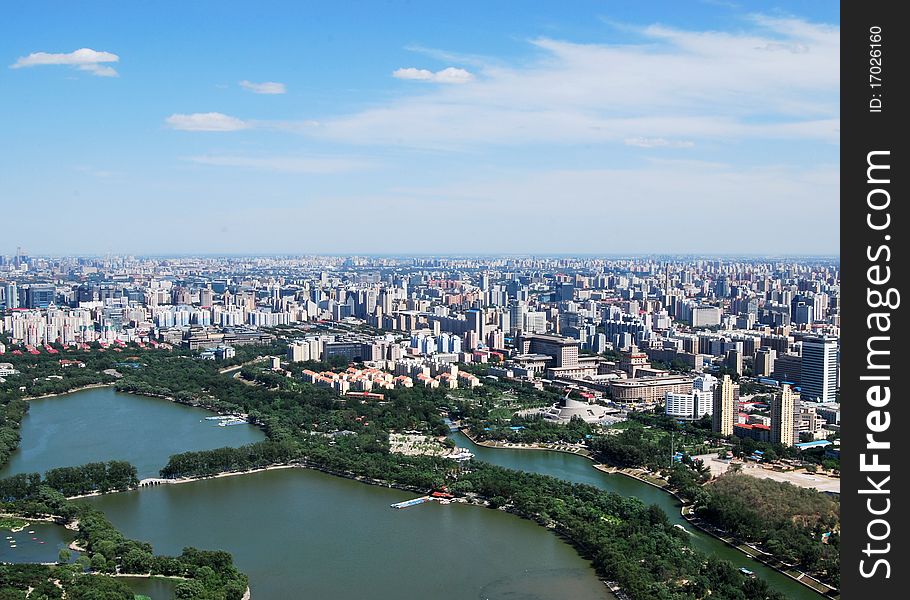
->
467, 414, 595, 444
161, 432, 783, 599
0, 343, 833, 598
0, 461, 138, 500
0, 564, 136, 599
0, 399, 27, 469
697, 473, 840, 586
0, 468, 248, 600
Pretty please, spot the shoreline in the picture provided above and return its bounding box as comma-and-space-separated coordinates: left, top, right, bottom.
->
458, 428, 593, 458
11, 387, 831, 598
461, 428, 838, 599
64, 464, 299, 500
22, 382, 114, 402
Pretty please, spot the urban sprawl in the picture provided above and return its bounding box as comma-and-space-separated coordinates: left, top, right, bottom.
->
0, 252, 840, 456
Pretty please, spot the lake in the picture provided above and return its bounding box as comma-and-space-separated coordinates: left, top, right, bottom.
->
448, 432, 826, 600
4, 387, 610, 600
1, 387, 265, 479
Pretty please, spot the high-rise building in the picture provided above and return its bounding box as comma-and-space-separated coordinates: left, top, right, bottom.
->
523, 311, 547, 334
771, 384, 796, 446
793, 302, 814, 325
25, 285, 55, 309
467, 308, 485, 340
509, 301, 527, 334
691, 305, 722, 327
2, 282, 18, 309
771, 353, 801, 385
799, 335, 838, 402
754, 347, 776, 377
712, 375, 734, 435
725, 349, 743, 375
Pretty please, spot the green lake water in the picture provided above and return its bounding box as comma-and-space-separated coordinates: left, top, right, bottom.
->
1, 387, 827, 600
0, 387, 265, 479
4, 388, 610, 600
449, 432, 826, 600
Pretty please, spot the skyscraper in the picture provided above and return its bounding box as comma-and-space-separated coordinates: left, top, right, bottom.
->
754, 347, 776, 377
771, 384, 796, 446
712, 374, 734, 436
799, 335, 838, 402
3, 282, 18, 309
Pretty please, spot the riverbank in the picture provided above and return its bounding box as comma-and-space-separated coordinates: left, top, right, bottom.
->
0, 512, 76, 531
23, 382, 113, 402
458, 427, 593, 458
64, 464, 299, 500
459, 431, 838, 599
681, 507, 838, 598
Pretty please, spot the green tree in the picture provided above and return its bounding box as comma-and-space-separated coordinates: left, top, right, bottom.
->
174, 580, 207, 599
75, 554, 92, 572
89, 553, 106, 572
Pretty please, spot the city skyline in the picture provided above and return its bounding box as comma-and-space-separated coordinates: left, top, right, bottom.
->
2, 1, 839, 255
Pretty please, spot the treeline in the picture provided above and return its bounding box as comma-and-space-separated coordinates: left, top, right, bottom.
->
5, 346, 808, 598
0, 398, 28, 468
116, 353, 453, 441
0, 461, 138, 500
590, 424, 674, 470
0, 564, 137, 599
696, 473, 840, 586
161, 440, 302, 478
0, 468, 249, 600
468, 414, 595, 444
459, 461, 782, 600
160, 434, 782, 599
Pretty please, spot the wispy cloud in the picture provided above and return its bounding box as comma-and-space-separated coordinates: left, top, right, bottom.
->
239, 80, 286, 94
164, 15, 837, 151
311, 16, 838, 148
392, 67, 474, 84
10, 48, 119, 77
166, 112, 249, 132
185, 155, 372, 173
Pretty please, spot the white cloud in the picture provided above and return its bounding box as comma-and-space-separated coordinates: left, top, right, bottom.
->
239, 80, 287, 94
164, 16, 837, 149
393, 67, 474, 84
312, 16, 838, 148
185, 155, 371, 173
165, 113, 249, 132
10, 48, 120, 77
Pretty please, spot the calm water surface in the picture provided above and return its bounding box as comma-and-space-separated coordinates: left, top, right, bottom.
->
1, 387, 264, 479
449, 432, 826, 600
4, 388, 609, 600
86, 469, 611, 600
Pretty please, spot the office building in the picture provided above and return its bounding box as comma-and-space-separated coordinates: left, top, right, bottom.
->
665, 389, 713, 421
800, 335, 838, 402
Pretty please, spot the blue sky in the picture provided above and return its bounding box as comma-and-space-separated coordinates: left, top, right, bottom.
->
1, 1, 839, 256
